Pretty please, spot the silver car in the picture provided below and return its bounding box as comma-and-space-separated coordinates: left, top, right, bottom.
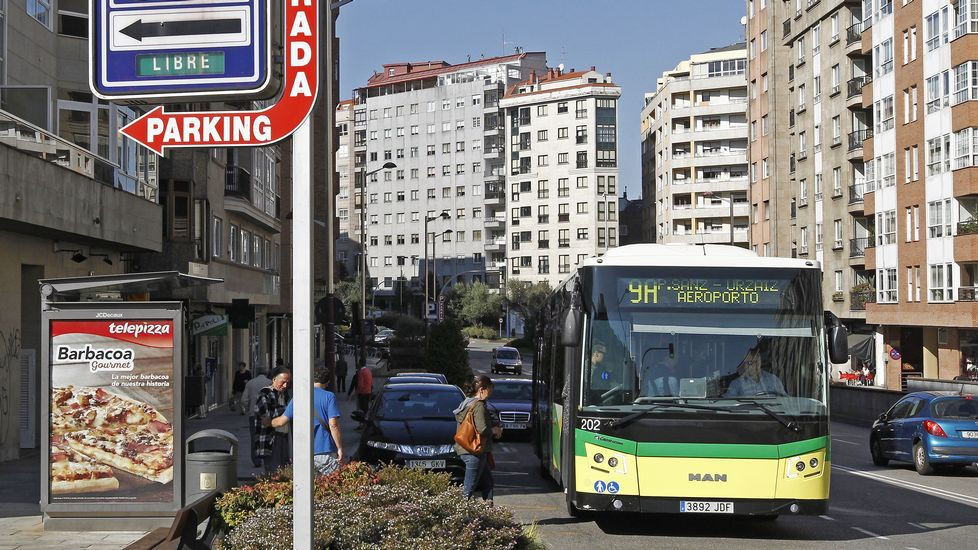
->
490, 346, 523, 375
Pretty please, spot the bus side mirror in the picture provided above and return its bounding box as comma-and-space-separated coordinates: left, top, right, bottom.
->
828, 325, 849, 364
560, 309, 582, 347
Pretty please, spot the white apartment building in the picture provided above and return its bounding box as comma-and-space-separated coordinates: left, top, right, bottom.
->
334, 99, 360, 278
498, 68, 622, 287
351, 53, 548, 295
639, 44, 750, 246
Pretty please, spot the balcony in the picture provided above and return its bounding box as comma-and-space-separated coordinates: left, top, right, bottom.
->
538, 240, 550, 249
225, 166, 251, 198
850, 290, 876, 311
849, 237, 868, 257
848, 129, 872, 152
484, 215, 506, 228
484, 190, 504, 205
558, 238, 570, 248
959, 286, 978, 301
846, 22, 863, 45
847, 76, 870, 98
485, 237, 507, 252
848, 184, 865, 204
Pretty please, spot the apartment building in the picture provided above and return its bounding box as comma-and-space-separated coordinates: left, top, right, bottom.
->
856, 0, 978, 388
350, 53, 548, 303
498, 68, 622, 287
748, 0, 882, 382
0, 0, 163, 460
640, 44, 750, 247
334, 100, 360, 278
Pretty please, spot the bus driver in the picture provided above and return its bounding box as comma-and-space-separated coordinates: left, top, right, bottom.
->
724, 348, 786, 397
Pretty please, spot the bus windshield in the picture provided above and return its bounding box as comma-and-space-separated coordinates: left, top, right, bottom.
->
581, 266, 826, 416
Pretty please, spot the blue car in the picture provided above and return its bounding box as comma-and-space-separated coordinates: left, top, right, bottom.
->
870, 391, 978, 475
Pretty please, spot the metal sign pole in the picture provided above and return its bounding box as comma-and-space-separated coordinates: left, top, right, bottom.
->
292, 116, 314, 548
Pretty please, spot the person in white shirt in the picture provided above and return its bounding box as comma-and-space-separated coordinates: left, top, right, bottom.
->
242, 368, 272, 467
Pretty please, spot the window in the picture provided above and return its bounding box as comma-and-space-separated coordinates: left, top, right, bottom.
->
954, 61, 978, 105
576, 202, 588, 214
27, 0, 53, 28
875, 38, 893, 76
557, 152, 569, 165
833, 167, 842, 196
576, 151, 588, 169
833, 219, 843, 249
875, 95, 895, 132
538, 155, 548, 167
927, 134, 952, 175
558, 178, 569, 197
878, 268, 898, 303
877, 209, 897, 245
929, 263, 953, 302
927, 199, 952, 238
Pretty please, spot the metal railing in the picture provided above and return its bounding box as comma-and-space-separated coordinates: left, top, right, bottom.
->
848, 184, 865, 204
225, 166, 252, 197
847, 75, 869, 98
848, 129, 872, 152
850, 290, 875, 310
849, 237, 868, 257
846, 22, 863, 45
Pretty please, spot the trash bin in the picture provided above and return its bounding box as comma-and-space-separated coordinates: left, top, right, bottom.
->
185, 429, 238, 503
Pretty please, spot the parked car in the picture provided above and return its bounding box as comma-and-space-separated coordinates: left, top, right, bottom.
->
870, 391, 978, 475
393, 372, 448, 383
352, 383, 466, 482
385, 375, 445, 386
490, 346, 523, 375
487, 378, 532, 436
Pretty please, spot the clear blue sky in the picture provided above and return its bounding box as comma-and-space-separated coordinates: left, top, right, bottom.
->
337, 0, 746, 199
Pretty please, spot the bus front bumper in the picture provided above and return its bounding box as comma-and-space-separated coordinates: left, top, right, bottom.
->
575, 493, 828, 516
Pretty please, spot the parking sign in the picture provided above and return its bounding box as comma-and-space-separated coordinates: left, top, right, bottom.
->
90, 0, 273, 100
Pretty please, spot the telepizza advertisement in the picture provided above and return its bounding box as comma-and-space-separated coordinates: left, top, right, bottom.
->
42, 304, 183, 520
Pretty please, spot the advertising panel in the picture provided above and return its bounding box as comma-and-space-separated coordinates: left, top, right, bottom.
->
43, 306, 182, 515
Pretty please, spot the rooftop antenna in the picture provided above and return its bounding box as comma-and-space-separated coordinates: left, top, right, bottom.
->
740, 16, 748, 41
502, 31, 518, 56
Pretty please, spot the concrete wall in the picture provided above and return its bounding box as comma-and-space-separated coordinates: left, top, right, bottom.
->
0, 144, 163, 252
829, 383, 904, 427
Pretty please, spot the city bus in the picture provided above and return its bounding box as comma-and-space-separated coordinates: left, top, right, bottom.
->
531, 244, 850, 518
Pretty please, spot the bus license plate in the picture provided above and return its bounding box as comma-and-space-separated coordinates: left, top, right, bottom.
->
961, 431, 978, 439
406, 460, 445, 469
680, 501, 734, 513
503, 423, 527, 430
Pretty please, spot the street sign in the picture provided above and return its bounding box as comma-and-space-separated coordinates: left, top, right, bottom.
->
119, 0, 317, 154
90, 0, 274, 100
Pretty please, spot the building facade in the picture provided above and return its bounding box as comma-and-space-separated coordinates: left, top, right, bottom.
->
0, 0, 163, 460
857, 0, 978, 388
499, 68, 622, 286
640, 45, 750, 247
349, 53, 548, 303
334, 99, 360, 279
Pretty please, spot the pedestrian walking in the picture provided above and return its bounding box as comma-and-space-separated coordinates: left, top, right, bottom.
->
335, 354, 349, 394
453, 375, 501, 502
271, 366, 344, 475
256, 367, 292, 473
230, 361, 252, 413
353, 363, 373, 429
242, 367, 272, 467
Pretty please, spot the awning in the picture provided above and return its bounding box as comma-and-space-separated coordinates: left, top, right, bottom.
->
39, 271, 223, 302
847, 333, 875, 362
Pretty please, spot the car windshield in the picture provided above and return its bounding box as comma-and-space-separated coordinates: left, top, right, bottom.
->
581, 266, 826, 418
496, 349, 520, 360
490, 383, 532, 401
377, 389, 463, 420
932, 397, 978, 419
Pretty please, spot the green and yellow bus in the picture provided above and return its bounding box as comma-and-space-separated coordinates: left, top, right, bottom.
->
532, 244, 850, 518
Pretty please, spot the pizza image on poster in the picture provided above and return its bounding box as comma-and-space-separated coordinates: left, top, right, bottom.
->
49, 320, 175, 503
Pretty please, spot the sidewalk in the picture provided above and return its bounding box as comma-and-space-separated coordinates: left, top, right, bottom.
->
0, 354, 388, 550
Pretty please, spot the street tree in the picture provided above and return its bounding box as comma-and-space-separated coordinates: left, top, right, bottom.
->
447, 281, 503, 326
505, 279, 551, 340
333, 275, 363, 323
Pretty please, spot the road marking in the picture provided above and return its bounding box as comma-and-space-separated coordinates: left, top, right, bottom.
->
834, 464, 978, 507
819, 515, 836, 521
831, 438, 859, 445
498, 445, 516, 453
493, 471, 531, 476
852, 527, 890, 540
907, 522, 926, 530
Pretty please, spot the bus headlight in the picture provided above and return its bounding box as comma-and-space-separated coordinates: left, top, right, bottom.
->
607, 457, 618, 468
593, 453, 604, 463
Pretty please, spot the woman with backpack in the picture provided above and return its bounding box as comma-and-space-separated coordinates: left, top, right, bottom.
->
453, 375, 502, 502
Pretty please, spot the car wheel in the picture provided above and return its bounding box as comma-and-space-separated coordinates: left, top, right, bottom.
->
914, 442, 934, 475
870, 437, 889, 466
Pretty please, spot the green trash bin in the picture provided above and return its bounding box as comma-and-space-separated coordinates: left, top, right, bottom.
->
185, 429, 238, 503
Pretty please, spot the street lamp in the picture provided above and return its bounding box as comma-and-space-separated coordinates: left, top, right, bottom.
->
431, 228, 453, 321
358, 161, 396, 366
422, 211, 450, 321
396, 255, 418, 314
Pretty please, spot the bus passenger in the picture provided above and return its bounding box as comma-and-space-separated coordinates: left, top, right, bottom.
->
641, 353, 680, 397
724, 348, 786, 397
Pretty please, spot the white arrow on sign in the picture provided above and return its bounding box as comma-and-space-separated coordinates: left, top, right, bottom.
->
110, 7, 250, 51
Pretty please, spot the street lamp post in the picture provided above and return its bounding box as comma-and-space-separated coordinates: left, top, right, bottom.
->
422, 212, 450, 322
358, 161, 396, 367
431, 228, 452, 321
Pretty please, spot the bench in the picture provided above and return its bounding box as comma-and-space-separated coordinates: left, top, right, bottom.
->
123, 490, 220, 550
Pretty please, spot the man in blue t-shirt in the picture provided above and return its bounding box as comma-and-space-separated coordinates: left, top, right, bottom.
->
272, 366, 344, 474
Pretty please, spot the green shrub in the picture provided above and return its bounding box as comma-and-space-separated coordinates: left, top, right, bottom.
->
462, 325, 497, 340
389, 335, 425, 371
221, 481, 537, 550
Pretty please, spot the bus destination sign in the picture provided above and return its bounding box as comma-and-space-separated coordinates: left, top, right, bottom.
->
622, 278, 784, 307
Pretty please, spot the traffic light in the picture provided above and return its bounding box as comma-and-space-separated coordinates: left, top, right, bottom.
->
351, 302, 362, 336
228, 299, 255, 329
315, 296, 347, 326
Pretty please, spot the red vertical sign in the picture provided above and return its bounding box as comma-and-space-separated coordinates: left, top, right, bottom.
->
120, 0, 318, 154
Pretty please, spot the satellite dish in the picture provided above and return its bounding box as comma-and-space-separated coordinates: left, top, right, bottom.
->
740, 16, 747, 25
558, 63, 565, 71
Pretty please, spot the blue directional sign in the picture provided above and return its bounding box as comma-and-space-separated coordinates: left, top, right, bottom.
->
90, 0, 272, 100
